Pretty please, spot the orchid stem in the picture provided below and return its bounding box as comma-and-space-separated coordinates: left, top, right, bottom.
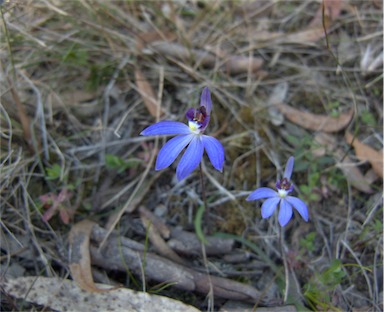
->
199, 163, 209, 233
280, 225, 289, 303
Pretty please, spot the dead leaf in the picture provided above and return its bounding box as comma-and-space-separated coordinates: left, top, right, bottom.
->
365, 168, 380, 185
136, 31, 176, 50
149, 41, 263, 75
150, 41, 216, 66
140, 211, 185, 264
134, 68, 164, 118
224, 55, 263, 74
267, 82, 288, 126
277, 103, 354, 132
69, 219, 118, 292
2, 276, 200, 312
250, 0, 342, 47
314, 133, 373, 193
336, 155, 374, 193
345, 132, 383, 178
249, 28, 326, 46
139, 206, 170, 238
280, 26, 327, 45
309, 0, 343, 28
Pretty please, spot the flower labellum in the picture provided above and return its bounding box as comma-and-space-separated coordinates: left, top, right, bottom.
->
140, 87, 224, 181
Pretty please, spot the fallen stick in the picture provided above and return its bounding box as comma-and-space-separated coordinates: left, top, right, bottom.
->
90, 224, 264, 303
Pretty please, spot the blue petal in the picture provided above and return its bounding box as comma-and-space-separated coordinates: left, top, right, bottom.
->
246, 188, 278, 201
141, 121, 191, 136
200, 87, 212, 115
176, 136, 204, 181
155, 135, 193, 170
286, 196, 309, 222
278, 199, 293, 227
284, 156, 294, 179
261, 197, 280, 219
202, 135, 224, 172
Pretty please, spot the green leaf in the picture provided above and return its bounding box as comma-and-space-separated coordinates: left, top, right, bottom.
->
194, 205, 208, 245
361, 110, 376, 126
373, 219, 383, 233
329, 101, 340, 110
46, 164, 62, 180
300, 231, 316, 253
286, 134, 301, 146
309, 172, 320, 186
105, 154, 141, 173
319, 259, 346, 288
62, 44, 88, 66
330, 110, 340, 118
299, 184, 311, 195
309, 193, 321, 202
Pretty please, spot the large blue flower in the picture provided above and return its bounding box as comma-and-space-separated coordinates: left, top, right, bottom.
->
140, 87, 225, 181
246, 156, 309, 227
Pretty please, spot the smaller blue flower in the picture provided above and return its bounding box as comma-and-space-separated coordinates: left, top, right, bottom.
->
246, 156, 309, 227
140, 87, 224, 181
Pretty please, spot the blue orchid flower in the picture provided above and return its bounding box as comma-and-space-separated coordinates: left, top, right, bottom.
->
140, 87, 224, 181
246, 156, 309, 227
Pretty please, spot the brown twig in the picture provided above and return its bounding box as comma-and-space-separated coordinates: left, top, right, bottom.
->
91, 224, 264, 303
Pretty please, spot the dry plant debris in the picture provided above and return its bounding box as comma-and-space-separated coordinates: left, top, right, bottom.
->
0, 1, 382, 311
277, 103, 354, 133
345, 131, 383, 178
69, 219, 120, 293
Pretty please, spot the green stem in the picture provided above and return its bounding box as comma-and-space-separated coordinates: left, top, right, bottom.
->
199, 163, 209, 232
280, 225, 289, 303
1, 6, 16, 79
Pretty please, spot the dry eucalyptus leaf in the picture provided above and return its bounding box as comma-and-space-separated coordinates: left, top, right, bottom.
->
139, 206, 170, 238
336, 155, 374, 193
150, 41, 216, 67
149, 41, 263, 75
280, 26, 327, 45
2, 276, 200, 312
309, 0, 343, 28
224, 55, 263, 74
314, 133, 373, 193
134, 68, 163, 118
365, 168, 380, 185
140, 211, 186, 265
345, 132, 383, 178
287, 0, 343, 47
136, 30, 176, 50
267, 82, 288, 126
69, 219, 118, 293
278, 103, 353, 132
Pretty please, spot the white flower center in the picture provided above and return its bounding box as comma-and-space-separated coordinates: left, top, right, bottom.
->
188, 121, 201, 134
278, 189, 288, 198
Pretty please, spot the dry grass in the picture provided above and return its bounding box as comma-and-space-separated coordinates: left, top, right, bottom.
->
0, 0, 383, 311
